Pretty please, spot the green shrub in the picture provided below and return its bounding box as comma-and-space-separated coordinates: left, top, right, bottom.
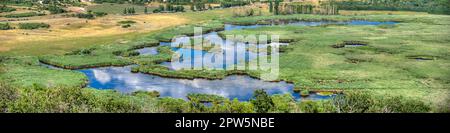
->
370, 95, 431, 113
0, 4, 15, 13
18, 23, 50, 30
0, 23, 13, 30
38, 54, 131, 69
1, 83, 149, 113
0, 82, 18, 112
118, 20, 136, 24
47, 5, 66, 14
297, 100, 337, 113
217, 98, 254, 113
271, 94, 295, 113
187, 93, 225, 103
132, 90, 160, 98
7, 84, 87, 113
157, 97, 187, 113
335, 0, 450, 15
251, 89, 274, 113
65, 47, 97, 55
121, 24, 131, 28
76, 13, 95, 19
94, 12, 108, 17
120, 50, 139, 57
332, 91, 431, 113
153, 4, 184, 13
4, 12, 45, 18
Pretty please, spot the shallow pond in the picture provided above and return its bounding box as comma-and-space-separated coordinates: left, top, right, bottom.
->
51, 20, 396, 101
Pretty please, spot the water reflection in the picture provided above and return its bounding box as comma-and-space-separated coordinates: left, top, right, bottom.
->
79, 66, 297, 101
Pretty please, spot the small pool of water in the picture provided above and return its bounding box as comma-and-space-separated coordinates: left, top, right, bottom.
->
43, 20, 396, 101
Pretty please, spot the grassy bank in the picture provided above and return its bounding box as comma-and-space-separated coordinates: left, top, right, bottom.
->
219, 14, 450, 110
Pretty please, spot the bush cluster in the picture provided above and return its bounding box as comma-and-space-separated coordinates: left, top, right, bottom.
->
18, 23, 50, 30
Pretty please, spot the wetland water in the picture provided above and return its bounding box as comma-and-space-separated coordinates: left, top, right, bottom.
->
48, 20, 397, 101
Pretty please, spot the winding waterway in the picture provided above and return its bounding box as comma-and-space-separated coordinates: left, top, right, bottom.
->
45, 20, 397, 101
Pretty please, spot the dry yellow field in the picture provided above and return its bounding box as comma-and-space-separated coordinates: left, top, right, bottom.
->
0, 6, 241, 55
0, 13, 189, 54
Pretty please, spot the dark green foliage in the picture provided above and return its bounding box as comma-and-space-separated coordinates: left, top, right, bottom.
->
220, 0, 249, 8
123, 7, 136, 15
39, 55, 131, 69
4, 85, 143, 113
118, 20, 136, 28
271, 94, 295, 113
190, 4, 194, 11
282, 3, 338, 15
274, 0, 280, 15
211, 98, 254, 113
0, 82, 434, 113
4, 12, 45, 18
75, 13, 95, 19
118, 20, 136, 24
153, 4, 184, 13
0, 23, 13, 30
118, 50, 139, 57
65, 47, 97, 55
0, 4, 16, 13
1, 1, 32, 7
94, 0, 148, 5
18, 23, 50, 30
269, 0, 273, 13
121, 24, 131, 28
132, 90, 160, 98
332, 91, 373, 113
251, 89, 274, 113
297, 100, 337, 113
157, 97, 187, 113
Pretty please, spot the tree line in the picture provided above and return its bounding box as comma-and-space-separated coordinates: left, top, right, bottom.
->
153, 4, 185, 13
335, 0, 450, 15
